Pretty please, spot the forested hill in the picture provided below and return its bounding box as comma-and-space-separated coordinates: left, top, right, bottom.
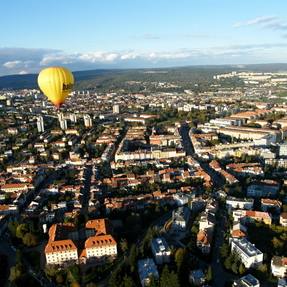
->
1, 63, 287, 90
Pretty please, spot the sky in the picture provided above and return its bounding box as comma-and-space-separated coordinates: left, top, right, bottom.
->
1, 0, 287, 75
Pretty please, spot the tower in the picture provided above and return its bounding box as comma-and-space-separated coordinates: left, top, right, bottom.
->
113, 104, 120, 114
37, 116, 45, 133
84, 114, 93, 128
58, 113, 68, 130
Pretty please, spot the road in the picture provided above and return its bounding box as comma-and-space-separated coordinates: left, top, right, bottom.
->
179, 123, 194, 155
211, 211, 236, 287
0, 232, 16, 285
200, 162, 225, 189
80, 164, 92, 216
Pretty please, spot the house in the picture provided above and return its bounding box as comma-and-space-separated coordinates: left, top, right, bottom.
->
199, 211, 215, 231
0, 183, 30, 193
45, 218, 117, 265
271, 256, 287, 278
232, 210, 272, 225
172, 192, 189, 206
230, 221, 247, 239
84, 235, 117, 260
171, 207, 190, 231
45, 239, 78, 265
197, 230, 212, 254
278, 278, 287, 287
189, 197, 206, 212
137, 258, 159, 287
247, 180, 279, 198
226, 197, 254, 212
151, 237, 171, 264
280, 212, 287, 227
233, 274, 260, 287
231, 238, 263, 268
0, 204, 18, 215
261, 199, 282, 213
189, 269, 205, 286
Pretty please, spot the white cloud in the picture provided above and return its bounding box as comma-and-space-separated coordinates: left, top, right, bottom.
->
233, 16, 278, 28
2, 44, 287, 76
3, 60, 22, 69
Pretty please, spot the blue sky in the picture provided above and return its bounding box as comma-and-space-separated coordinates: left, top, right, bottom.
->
1, 0, 287, 75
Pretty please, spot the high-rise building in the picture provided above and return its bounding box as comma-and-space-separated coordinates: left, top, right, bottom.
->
83, 114, 92, 128
113, 104, 120, 114
58, 113, 68, 130
279, 143, 287, 157
70, 113, 77, 123
37, 116, 45, 132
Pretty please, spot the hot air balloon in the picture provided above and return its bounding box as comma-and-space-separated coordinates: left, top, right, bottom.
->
37, 66, 74, 108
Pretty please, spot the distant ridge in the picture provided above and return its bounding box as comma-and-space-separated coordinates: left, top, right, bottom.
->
1, 63, 287, 90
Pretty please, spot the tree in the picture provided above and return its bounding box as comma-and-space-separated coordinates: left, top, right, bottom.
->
206, 266, 213, 282
120, 238, 128, 254
238, 263, 246, 275
160, 265, 170, 287
224, 255, 233, 270
220, 243, 229, 259
174, 248, 186, 272
9, 264, 23, 282
272, 237, 284, 252
45, 265, 58, 278
120, 275, 136, 287
8, 221, 18, 237
231, 262, 238, 274
160, 266, 180, 287
128, 244, 137, 272
55, 273, 65, 284
16, 223, 29, 239
23, 232, 38, 247
149, 276, 159, 287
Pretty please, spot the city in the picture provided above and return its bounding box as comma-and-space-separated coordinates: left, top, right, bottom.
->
1, 1, 287, 287
0, 66, 287, 287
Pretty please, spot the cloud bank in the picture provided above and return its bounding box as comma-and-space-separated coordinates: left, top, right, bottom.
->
1, 43, 287, 76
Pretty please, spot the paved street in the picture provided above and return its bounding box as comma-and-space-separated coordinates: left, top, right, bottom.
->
211, 211, 236, 286
179, 123, 194, 155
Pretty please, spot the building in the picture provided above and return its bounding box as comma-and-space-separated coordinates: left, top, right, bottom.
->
278, 278, 287, 287
69, 113, 77, 123
137, 258, 159, 287
113, 104, 120, 114
45, 219, 117, 265
226, 197, 254, 212
233, 274, 260, 287
271, 256, 287, 278
171, 207, 190, 231
280, 212, 287, 227
58, 113, 68, 130
45, 239, 78, 265
247, 180, 279, 198
231, 238, 263, 268
197, 230, 212, 254
84, 234, 117, 259
279, 143, 287, 157
189, 269, 205, 286
261, 199, 282, 213
37, 116, 45, 132
232, 210, 272, 225
83, 114, 93, 128
151, 237, 171, 264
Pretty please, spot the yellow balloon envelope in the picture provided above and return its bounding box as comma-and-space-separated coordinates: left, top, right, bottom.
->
37, 66, 74, 108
